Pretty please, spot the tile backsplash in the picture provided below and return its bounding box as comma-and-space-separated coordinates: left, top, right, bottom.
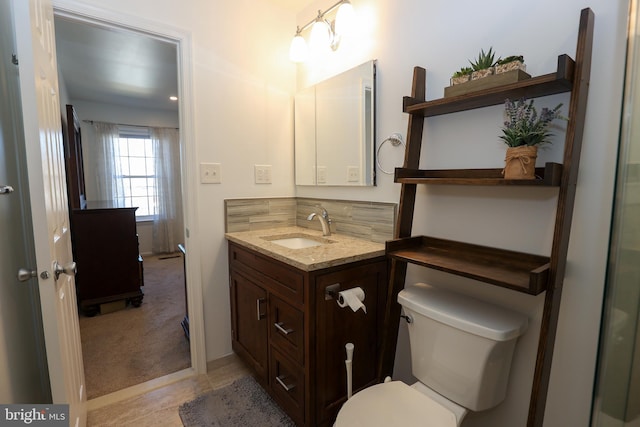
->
225, 198, 297, 232
225, 197, 396, 243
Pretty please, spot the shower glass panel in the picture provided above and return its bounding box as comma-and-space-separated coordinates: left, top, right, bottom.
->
592, 2, 640, 426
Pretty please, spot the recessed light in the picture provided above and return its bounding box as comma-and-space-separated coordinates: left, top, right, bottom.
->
169, 96, 178, 101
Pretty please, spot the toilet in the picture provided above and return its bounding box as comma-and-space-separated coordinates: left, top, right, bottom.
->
335, 282, 528, 427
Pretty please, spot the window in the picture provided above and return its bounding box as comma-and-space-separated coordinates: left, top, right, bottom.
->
116, 126, 156, 219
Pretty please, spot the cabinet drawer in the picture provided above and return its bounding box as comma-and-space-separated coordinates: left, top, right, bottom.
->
270, 346, 304, 425
269, 295, 304, 365
230, 243, 304, 304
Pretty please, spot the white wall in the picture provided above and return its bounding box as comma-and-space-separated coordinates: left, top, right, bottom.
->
47, 0, 627, 425
295, 1, 628, 426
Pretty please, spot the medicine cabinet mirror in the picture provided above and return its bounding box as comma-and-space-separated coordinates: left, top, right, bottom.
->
294, 60, 376, 186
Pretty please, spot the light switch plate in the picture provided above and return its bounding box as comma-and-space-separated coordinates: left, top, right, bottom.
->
254, 164, 272, 184
200, 163, 221, 184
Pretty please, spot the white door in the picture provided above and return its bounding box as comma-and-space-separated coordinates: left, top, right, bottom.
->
0, 0, 51, 404
12, 0, 86, 425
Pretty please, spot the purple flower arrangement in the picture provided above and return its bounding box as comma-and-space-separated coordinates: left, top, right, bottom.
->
499, 98, 565, 147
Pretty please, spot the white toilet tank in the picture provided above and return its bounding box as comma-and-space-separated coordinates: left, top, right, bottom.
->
398, 283, 528, 412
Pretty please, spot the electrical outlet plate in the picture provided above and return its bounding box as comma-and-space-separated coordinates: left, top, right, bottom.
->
200, 163, 221, 184
254, 164, 272, 184
317, 166, 327, 184
347, 166, 360, 182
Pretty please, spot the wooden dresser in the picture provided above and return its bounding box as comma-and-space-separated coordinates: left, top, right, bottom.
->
71, 202, 144, 315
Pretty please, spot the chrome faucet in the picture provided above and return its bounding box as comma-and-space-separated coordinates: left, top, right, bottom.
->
307, 207, 332, 236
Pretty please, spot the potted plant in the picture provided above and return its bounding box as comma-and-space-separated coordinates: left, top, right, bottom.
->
499, 98, 565, 179
469, 47, 499, 80
450, 66, 473, 85
495, 55, 525, 74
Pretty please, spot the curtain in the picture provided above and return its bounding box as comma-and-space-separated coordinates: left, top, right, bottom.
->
93, 122, 125, 205
151, 127, 183, 254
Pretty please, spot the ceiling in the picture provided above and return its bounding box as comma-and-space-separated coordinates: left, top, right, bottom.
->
54, 1, 315, 114
54, 16, 179, 112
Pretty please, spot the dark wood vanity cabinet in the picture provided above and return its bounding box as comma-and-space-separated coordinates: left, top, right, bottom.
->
228, 242, 387, 427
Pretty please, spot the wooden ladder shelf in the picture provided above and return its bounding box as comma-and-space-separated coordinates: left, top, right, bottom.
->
378, 8, 594, 427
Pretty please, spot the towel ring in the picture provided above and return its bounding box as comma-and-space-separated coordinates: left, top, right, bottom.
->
376, 133, 405, 175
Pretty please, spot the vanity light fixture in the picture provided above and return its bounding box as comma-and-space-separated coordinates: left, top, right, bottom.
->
309, 10, 333, 55
169, 95, 178, 101
334, 0, 355, 36
289, 0, 355, 63
289, 26, 308, 62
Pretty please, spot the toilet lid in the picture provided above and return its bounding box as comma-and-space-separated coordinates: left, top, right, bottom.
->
334, 381, 459, 427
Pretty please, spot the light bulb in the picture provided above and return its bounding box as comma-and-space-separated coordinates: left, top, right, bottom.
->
309, 18, 331, 55
335, 1, 355, 37
289, 34, 307, 63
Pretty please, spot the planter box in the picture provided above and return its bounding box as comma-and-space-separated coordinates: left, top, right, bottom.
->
450, 75, 471, 85
496, 60, 526, 74
471, 68, 493, 80
444, 69, 531, 98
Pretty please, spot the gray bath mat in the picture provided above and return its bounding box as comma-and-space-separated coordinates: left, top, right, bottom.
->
179, 376, 296, 427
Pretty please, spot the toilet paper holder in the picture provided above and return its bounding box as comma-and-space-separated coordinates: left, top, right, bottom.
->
325, 283, 367, 313
325, 283, 341, 300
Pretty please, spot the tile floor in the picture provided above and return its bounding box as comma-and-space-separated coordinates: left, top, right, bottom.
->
87, 354, 640, 427
87, 354, 250, 426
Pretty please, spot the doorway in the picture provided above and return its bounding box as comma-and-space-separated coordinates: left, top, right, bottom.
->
51, 5, 204, 401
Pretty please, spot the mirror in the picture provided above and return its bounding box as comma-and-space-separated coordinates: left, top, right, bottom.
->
295, 60, 376, 186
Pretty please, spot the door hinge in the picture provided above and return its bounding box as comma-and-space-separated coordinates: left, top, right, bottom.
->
11, 54, 18, 66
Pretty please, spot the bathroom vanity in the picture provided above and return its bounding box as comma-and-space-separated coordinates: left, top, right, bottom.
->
226, 228, 388, 426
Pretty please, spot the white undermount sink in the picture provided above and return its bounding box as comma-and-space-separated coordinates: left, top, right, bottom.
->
262, 233, 333, 250
270, 237, 323, 249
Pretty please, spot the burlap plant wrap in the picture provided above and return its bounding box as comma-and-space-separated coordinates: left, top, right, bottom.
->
503, 145, 538, 179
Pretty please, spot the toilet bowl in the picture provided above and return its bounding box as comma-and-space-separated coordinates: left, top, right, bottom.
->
334, 282, 528, 426
334, 380, 467, 427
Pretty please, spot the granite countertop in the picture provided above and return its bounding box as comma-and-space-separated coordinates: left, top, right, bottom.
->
225, 226, 385, 271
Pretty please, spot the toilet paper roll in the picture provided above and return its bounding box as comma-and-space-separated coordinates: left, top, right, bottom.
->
337, 287, 366, 313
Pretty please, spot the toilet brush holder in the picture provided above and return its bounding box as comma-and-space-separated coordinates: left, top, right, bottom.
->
345, 343, 354, 399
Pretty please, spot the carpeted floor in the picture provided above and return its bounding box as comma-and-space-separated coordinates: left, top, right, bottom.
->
79, 254, 191, 399
179, 376, 295, 427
